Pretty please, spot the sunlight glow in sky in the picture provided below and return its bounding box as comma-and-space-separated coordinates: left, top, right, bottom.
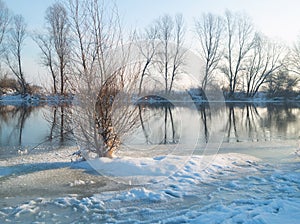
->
3, 0, 300, 84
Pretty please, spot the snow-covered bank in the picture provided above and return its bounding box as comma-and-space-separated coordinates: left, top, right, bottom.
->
0, 93, 74, 106
0, 144, 299, 223
1, 91, 300, 108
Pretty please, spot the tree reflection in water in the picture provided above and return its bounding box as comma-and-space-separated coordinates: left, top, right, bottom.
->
224, 103, 300, 142
137, 97, 178, 145
1, 102, 300, 155
46, 105, 73, 146
0, 104, 73, 153
137, 101, 300, 145
0, 105, 35, 147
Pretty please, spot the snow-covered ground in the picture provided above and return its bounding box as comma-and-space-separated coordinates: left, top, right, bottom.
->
0, 141, 299, 223
0, 93, 74, 106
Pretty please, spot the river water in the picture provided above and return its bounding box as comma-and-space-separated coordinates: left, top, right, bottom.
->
1, 102, 300, 154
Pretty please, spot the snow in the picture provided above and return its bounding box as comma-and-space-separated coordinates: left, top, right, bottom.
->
2, 91, 300, 111
0, 93, 74, 106
0, 144, 299, 223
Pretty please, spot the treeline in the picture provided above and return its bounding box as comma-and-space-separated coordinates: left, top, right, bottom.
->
0, 0, 299, 98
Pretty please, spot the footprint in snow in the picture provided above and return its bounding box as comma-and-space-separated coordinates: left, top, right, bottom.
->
153, 156, 166, 161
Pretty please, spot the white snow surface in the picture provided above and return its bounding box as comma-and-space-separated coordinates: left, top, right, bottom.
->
0, 147, 300, 223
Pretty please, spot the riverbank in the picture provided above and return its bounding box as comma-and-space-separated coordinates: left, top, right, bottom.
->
1, 91, 300, 108
0, 93, 74, 106
0, 141, 299, 223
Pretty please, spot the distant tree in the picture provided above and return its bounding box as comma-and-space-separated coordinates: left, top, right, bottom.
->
136, 23, 159, 95
66, 0, 124, 87
33, 34, 57, 94
0, 75, 19, 93
45, 2, 70, 95
195, 13, 224, 90
244, 34, 285, 97
66, 0, 92, 88
288, 35, 300, 76
5, 15, 27, 95
266, 71, 299, 97
0, 0, 9, 56
155, 14, 186, 94
221, 11, 256, 97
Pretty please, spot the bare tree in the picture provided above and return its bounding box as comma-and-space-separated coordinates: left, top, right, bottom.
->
136, 24, 159, 95
74, 60, 140, 158
195, 13, 224, 90
66, 0, 92, 87
33, 34, 57, 94
66, 0, 123, 88
45, 2, 70, 95
244, 34, 285, 97
221, 11, 256, 97
266, 70, 299, 97
0, 0, 9, 56
288, 35, 300, 76
155, 14, 185, 94
66, 0, 140, 158
5, 15, 27, 95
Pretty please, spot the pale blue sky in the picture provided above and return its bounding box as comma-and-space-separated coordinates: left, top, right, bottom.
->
3, 0, 300, 84
115, 0, 300, 43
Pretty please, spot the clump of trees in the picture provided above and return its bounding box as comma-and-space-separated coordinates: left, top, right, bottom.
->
0, 0, 299, 100
0, 75, 18, 94
135, 13, 186, 95
194, 11, 300, 99
266, 71, 299, 97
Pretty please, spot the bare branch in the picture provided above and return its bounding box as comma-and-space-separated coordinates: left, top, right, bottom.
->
5, 14, 27, 94
195, 13, 224, 90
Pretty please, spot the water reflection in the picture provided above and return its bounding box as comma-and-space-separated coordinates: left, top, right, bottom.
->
0, 105, 35, 146
196, 104, 211, 143
1, 103, 300, 156
224, 103, 300, 142
131, 100, 209, 147
47, 105, 73, 145
133, 102, 300, 146
0, 105, 73, 156
137, 104, 180, 145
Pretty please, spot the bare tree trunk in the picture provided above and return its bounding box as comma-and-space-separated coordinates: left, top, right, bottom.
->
137, 25, 158, 95
60, 58, 64, 95
95, 76, 121, 157
139, 59, 150, 95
